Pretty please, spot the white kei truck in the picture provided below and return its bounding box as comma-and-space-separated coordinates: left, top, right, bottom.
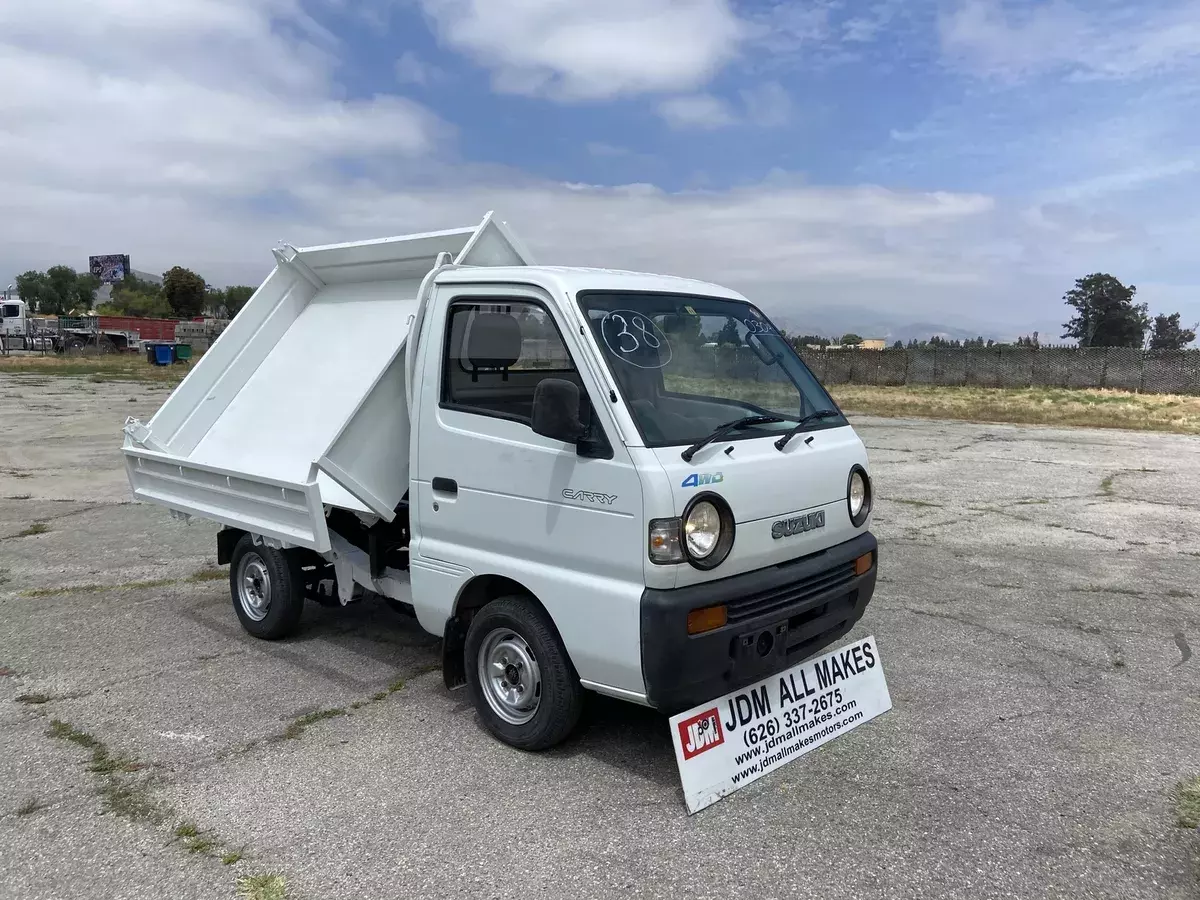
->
121, 213, 878, 750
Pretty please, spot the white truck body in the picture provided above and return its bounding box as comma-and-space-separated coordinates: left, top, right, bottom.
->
122, 212, 879, 747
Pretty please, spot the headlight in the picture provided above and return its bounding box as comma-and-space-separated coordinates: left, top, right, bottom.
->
849, 472, 866, 517
847, 466, 872, 527
647, 495, 735, 569
682, 493, 735, 570
684, 501, 720, 558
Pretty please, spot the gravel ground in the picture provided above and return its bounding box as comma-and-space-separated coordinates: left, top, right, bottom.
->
1, 373, 1198, 900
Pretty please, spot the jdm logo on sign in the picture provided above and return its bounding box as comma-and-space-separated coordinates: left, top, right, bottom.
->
678, 708, 724, 760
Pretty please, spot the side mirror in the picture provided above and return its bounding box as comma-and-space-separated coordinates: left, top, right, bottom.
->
532, 378, 585, 444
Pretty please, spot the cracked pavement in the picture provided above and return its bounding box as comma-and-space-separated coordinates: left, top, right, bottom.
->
1, 374, 1199, 899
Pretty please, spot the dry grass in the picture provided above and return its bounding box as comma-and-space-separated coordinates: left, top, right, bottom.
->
1175, 776, 1200, 828
237, 874, 288, 900
7, 352, 1195, 433
830, 385, 1200, 435
0, 353, 187, 384
187, 567, 226, 583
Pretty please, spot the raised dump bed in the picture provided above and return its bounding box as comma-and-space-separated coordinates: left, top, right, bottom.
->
121, 212, 531, 551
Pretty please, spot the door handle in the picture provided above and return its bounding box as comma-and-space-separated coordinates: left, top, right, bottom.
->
432, 477, 458, 495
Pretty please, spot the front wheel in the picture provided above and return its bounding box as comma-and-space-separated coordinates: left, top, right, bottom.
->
229, 535, 305, 639
464, 597, 584, 750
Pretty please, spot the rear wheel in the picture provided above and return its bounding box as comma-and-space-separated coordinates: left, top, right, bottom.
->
229, 535, 305, 639
464, 596, 584, 750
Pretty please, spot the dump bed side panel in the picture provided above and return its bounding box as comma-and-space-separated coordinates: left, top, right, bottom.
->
317, 348, 410, 519
147, 266, 317, 456
124, 450, 331, 551
186, 279, 421, 494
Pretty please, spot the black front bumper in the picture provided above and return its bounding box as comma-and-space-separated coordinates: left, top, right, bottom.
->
641, 532, 878, 714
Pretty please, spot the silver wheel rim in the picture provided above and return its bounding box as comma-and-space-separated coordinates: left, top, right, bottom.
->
477, 628, 542, 725
236, 552, 271, 622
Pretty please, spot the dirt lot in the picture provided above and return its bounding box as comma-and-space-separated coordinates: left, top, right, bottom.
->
1, 373, 1198, 900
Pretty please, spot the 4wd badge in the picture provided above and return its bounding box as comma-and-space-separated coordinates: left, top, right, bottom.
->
681, 472, 723, 488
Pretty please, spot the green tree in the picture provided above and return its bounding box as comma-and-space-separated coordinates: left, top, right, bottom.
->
1061, 274, 1149, 347
100, 272, 171, 317
14, 267, 99, 314
14, 271, 51, 312
792, 334, 829, 348
219, 285, 255, 318
1148, 313, 1197, 350
162, 266, 207, 318
716, 318, 742, 346
891, 340, 904, 349
840, 333, 863, 346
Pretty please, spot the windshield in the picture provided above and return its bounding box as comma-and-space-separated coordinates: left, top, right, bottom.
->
579, 291, 846, 447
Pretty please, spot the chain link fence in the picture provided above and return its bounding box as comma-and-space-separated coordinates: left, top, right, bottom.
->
790, 347, 1200, 395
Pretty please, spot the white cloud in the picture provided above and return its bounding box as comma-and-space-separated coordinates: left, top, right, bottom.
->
0, 0, 446, 203
658, 83, 791, 129
658, 94, 738, 129
416, 0, 746, 100
3, 0, 1197, 335
940, 0, 1200, 81
395, 50, 443, 85
586, 142, 631, 157
1038, 159, 1200, 204
740, 81, 791, 127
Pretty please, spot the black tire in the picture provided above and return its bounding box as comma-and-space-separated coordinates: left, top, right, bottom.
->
464, 596, 584, 751
228, 534, 305, 639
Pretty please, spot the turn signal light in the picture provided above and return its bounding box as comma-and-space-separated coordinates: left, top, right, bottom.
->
687, 604, 727, 635
854, 552, 873, 576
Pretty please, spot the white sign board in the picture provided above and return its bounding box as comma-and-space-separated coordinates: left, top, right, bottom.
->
669, 635, 892, 814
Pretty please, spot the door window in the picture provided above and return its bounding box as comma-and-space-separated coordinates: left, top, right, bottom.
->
440, 298, 612, 457
442, 300, 578, 423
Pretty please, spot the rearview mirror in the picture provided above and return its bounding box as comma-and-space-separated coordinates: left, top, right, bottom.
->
532, 379, 585, 444
746, 331, 780, 365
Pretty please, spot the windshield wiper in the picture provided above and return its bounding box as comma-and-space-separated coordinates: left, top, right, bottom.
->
773, 409, 841, 451
681, 415, 784, 462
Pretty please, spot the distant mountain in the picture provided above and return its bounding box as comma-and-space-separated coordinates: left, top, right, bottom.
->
768, 305, 1058, 346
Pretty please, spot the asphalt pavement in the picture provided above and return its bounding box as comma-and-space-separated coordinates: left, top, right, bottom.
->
1, 373, 1198, 899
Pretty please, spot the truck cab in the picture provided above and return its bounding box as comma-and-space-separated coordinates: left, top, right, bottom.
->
2, 297, 26, 336
121, 214, 876, 750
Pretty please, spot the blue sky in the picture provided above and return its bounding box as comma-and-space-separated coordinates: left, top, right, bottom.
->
1, 0, 1198, 340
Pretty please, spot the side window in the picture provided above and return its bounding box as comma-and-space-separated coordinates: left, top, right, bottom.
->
441, 299, 580, 423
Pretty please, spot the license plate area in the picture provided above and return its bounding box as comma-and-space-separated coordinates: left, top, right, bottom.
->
731, 620, 789, 672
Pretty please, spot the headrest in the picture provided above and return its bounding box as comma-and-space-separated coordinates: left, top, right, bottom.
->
467, 313, 523, 370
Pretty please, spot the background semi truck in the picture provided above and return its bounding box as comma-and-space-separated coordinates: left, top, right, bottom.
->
121, 212, 878, 750
1, 298, 144, 352
0, 297, 227, 353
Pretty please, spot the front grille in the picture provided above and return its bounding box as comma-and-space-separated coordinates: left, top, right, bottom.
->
725, 561, 857, 624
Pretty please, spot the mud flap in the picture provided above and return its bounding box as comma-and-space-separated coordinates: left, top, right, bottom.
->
442, 617, 467, 690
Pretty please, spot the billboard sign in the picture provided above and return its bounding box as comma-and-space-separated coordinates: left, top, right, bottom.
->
89, 254, 131, 284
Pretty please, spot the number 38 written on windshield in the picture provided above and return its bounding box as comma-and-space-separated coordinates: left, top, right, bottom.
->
599, 310, 672, 369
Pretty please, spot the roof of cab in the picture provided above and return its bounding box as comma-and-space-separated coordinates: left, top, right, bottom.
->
435, 264, 749, 302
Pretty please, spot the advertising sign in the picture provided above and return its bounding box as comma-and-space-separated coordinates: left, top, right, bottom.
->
670, 635, 892, 814
89, 254, 131, 284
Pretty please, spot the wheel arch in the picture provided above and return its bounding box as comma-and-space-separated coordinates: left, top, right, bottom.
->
216, 527, 248, 566
441, 573, 560, 690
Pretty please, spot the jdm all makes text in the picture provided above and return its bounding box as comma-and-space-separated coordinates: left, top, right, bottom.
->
722, 639, 877, 732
